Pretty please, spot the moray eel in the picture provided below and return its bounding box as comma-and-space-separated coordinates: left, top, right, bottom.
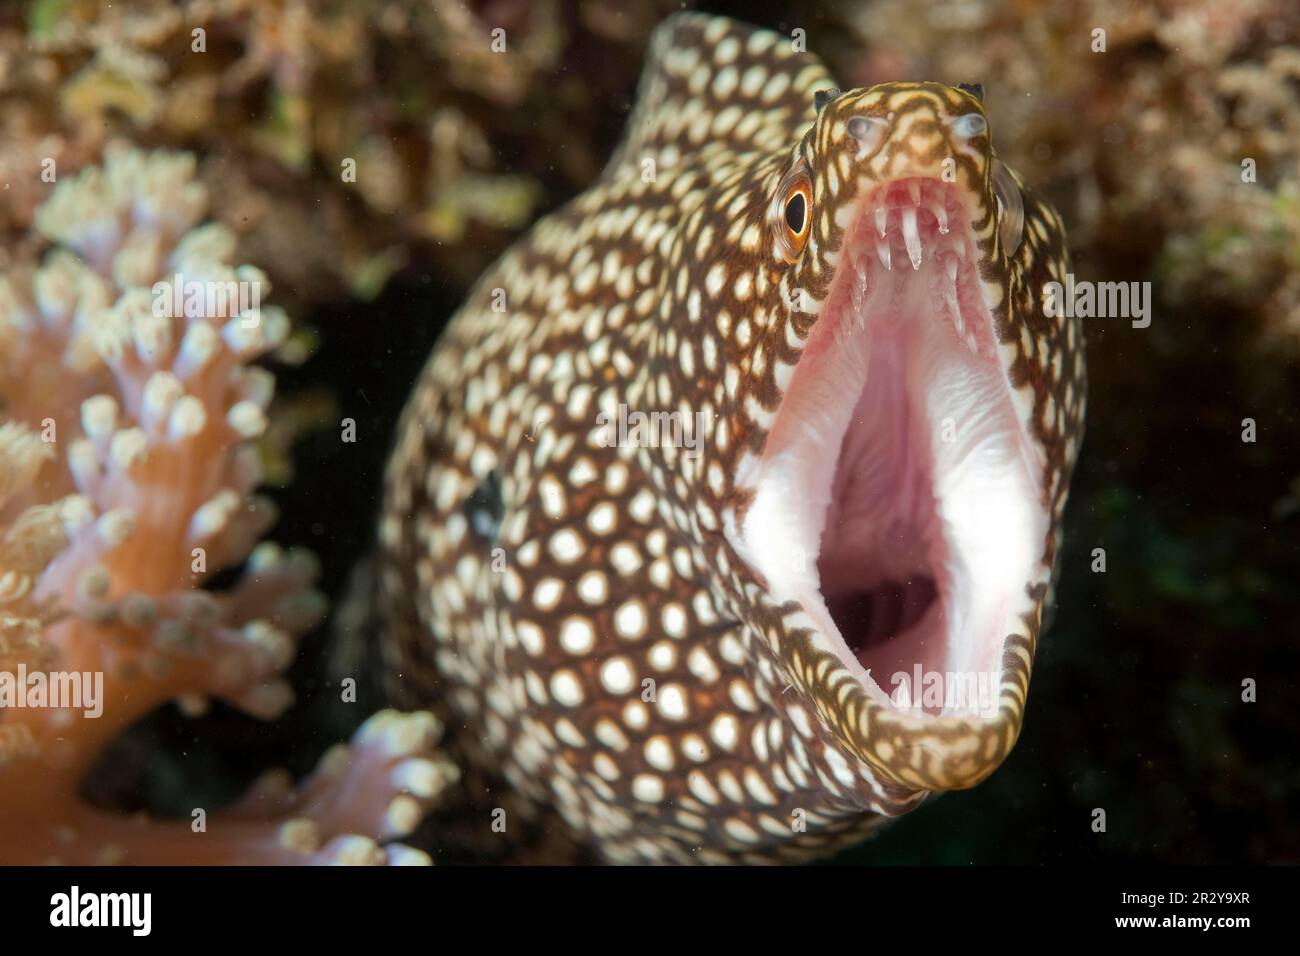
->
379, 13, 1084, 863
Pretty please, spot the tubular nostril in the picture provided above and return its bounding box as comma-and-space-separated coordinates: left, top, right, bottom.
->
846, 115, 890, 156
814, 88, 843, 112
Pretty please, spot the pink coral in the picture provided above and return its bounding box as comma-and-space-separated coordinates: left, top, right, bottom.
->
0, 144, 456, 864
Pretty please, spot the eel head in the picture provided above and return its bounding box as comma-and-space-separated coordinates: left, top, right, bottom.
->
726, 81, 1084, 793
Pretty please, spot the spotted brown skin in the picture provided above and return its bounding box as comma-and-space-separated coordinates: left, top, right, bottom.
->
379, 14, 1084, 863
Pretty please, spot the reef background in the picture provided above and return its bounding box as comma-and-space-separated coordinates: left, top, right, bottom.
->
4, 0, 1296, 863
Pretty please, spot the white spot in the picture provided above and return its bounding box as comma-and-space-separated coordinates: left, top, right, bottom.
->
705, 263, 728, 298
729, 679, 758, 712
724, 819, 759, 843
554, 718, 584, 748
593, 753, 620, 781
710, 713, 740, 751
600, 656, 636, 695
687, 647, 721, 683
688, 772, 719, 804
628, 488, 656, 524
762, 73, 790, 103
577, 570, 608, 604
733, 272, 752, 301
548, 529, 583, 563
538, 476, 566, 519
559, 616, 596, 655
550, 670, 584, 707
712, 66, 738, 99
587, 501, 617, 535
605, 463, 629, 494
533, 578, 563, 611
610, 542, 643, 575
661, 603, 688, 638
648, 641, 676, 671
632, 774, 665, 803
682, 734, 709, 762
657, 683, 688, 721
570, 458, 598, 486
644, 736, 675, 771
622, 700, 649, 730
614, 600, 647, 640
594, 719, 629, 751
517, 621, 545, 656
788, 703, 813, 737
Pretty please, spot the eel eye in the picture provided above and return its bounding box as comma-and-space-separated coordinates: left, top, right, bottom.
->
785, 190, 808, 236
773, 164, 813, 263
951, 113, 987, 138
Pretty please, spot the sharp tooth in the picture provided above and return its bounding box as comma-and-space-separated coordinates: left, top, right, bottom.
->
876, 240, 891, 271
946, 256, 958, 283
907, 180, 921, 205
902, 206, 922, 270
943, 273, 962, 329
932, 202, 949, 234
875, 206, 887, 237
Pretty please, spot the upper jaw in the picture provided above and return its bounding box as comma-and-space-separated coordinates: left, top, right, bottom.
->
834, 177, 997, 359
731, 175, 1050, 738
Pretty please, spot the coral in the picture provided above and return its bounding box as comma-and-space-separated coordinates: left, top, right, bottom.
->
0, 145, 457, 864
0, 0, 679, 310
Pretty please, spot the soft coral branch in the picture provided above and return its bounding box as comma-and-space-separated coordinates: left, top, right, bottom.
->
0, 145, 452, 863
4, 709, 458, 865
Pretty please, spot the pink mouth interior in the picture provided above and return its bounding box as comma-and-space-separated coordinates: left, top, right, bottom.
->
735, 178, 1047, 717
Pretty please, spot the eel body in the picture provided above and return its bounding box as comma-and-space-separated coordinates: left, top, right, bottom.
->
379, 13, 1084, 863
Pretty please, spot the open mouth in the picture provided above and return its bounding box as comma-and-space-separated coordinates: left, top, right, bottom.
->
735, 177, 1048, 718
